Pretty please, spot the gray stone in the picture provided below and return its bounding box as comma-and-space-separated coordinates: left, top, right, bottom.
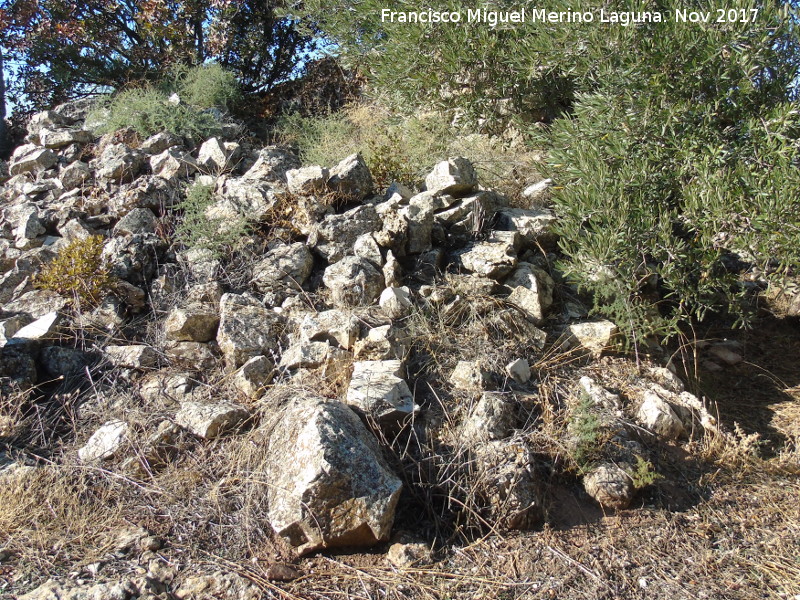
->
0, 315, 31, 346
565, 320, 618, 356
0, 347, 38, 392
583, 463, 634, 509
26, 110, 68, 141
3, 290, 68, 319
460, 231, 519, 279
79, 420, 129, 462
176, 400, 249, 439
379, 286, 413, 319
105, 345, 160, 369
39, 128, 92, 149
461, 392, 517, 442
298, 309, 360, 349
286, 165, 329, 195
578, 376, 622, 410
425, 157, 477, 196
354, 233, 383, 267
505, 358, 530, 384
310, 204, 383, 263
164, 305, 219, 342
323, 256, 384, 308
506, 263, 554, 324
165, 341, 218, 371
96, 143, 145, 182
150, 147, 198, 182
7, 312, 60, 345
386, 542, 433, 568
140, 131, 182, 155
398, 204, 433, 254
231, 355, 274, 397
326, 153, 374, 201
353, 324, 407, 361
197, 137, 240, 172
496, 207, 557, 248
261, 395, 402, 555
242, 146, 301, 183
60, 160, 92, 191
9, 145, 58, 176
251, 242, 314, 305
113, 207, 158, 236
214, 178, 280, 221
217, 293, 284, 368
449, 361, 492, 392
637, 390, 684, 440
346, 360, 416, 424
472, 439, 541, 529
279, 341, 350, 373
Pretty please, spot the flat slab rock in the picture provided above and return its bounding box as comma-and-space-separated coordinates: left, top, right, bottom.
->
261, 395, 402, 555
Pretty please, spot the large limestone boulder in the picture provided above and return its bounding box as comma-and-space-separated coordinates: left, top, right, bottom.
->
286, 165, 329, 195
298, 309, 360, 350
9, 144, 58, 176
242, 146, 301, 183
322, 256, 384, 308
164, 305, 220, 342
261, 396, 402, 555
95, 143, 145, 182
216, 293, 284, 368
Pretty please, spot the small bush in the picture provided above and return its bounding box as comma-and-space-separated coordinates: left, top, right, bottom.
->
627, 455, 663, 490
34, 236, 113, 309
175, 181, 250, 258
569, 394, 605, 473
95, 87, 222, 140
165, 63, 241, 111
90, 64, 240, 139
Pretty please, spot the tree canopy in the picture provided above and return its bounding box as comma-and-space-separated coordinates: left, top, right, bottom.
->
0, 0, 318, 111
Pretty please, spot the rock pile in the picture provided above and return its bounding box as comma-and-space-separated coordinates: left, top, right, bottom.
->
0, 102, 725, 597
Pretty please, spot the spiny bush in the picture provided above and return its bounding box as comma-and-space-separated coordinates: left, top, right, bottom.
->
163, 63, 241, 111
95, 88, 222, 140
90, 64, 240, 139
34, 236, 113, 309
175, 181, 250, 258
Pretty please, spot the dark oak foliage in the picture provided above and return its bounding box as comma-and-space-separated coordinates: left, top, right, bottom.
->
0, 0, 318, 110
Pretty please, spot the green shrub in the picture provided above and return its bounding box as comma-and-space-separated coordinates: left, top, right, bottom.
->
34, 236, 114, 308
569, 394, 605, 473
164, 63, 241, 111
299, 0, 800, 341
95, 87, 222, 140
90, 64, 240, 139
627, 456, 663, 489
175, 181, 250, 258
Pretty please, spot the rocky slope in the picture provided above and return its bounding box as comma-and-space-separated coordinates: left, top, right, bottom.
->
0, 101, 792, 599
